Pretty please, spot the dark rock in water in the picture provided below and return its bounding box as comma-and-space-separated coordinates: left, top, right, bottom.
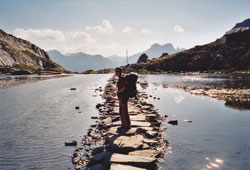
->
70, 88, 77, 90
65, 140, 77, 146
96, 103, 102, 109
91, 116, 99, 119
137, 53, 149, 63
75, 106, 80, 110
164, 115, 168, 118
168, 120, 178, 125
89, 151, 112, 166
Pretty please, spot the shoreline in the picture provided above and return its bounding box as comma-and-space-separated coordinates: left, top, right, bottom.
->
71, 76, 169, 170
0, 74, 71, 90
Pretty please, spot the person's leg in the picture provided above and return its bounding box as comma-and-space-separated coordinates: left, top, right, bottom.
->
123, 101, 130, 129
119, 98, 130, 130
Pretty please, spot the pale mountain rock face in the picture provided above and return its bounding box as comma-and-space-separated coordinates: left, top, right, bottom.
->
0, 29, 65, 74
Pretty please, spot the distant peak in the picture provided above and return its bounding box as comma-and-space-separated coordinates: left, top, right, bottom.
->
233, 18, 250, 29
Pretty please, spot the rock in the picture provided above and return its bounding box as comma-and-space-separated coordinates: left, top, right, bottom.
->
70, 88, 77, 90
183, 119, 192, 123
109, 121, 151, 127
75, 106, 80, 110
72, 156, 81, 164
96, 103, 103, 109
92, 146, 105, 155
109, 135, 144, 153
110, 163, 147, 170
89, 151, 112, 166
137, 53, 149, 63
101, 117, 112, 126
89, 163, 106, 170
168, 120, 178, 125
12, 70, 33, 75
65, 140, 77, 146
110, 153, 156, 168
91, 116, 99, 119
128, 150, 157, 157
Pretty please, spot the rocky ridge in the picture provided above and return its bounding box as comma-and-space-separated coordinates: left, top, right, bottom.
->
126, 19, 250, 73
70, 76, 169, 169
0, 29, 66, 74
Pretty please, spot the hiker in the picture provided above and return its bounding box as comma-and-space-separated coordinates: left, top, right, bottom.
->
115, 67, 131, 131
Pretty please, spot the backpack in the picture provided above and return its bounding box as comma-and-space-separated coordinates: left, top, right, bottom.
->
125, 73, 138, 99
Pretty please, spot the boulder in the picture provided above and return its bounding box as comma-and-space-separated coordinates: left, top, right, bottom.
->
109, 135, 144, 153
137, 53, 148, 63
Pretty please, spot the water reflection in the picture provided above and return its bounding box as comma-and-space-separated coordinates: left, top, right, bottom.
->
138, 74, 250, 170
202, 157, 224, 170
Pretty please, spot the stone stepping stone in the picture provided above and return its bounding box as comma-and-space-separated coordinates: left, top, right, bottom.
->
110, 163, 146, 170
110, 153, 156, 167
109, 135, 144, 153
130, 115, 146, 121
128, 149, 157, 157
109, 121, 151, 127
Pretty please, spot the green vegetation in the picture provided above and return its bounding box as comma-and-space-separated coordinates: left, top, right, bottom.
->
15, 64, 39, 72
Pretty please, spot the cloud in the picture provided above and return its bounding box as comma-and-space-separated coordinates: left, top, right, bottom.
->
140, 28, 152, 34
14, 28, 65, 42
86, 20, 114, 33
123, 26, 134, 33
173, 25, 184, 33
67, 31, 96, 43
174, 95, 185, 104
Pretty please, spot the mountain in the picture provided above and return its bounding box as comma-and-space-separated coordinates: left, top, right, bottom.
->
224, 18, 250, 36
127, 19, 250, 72
0, 29, 65, 74
128, 43, 185, 64
47, 50, 124, 72
48, 43, 185, 72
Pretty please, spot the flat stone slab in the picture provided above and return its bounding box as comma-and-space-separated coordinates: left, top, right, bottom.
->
109, 121, 151, 127
128, 150, 157, 157
110, 163, 146, 170
110, 153, 156, 165
110, 135, 144, 153
130, 115, 146, 121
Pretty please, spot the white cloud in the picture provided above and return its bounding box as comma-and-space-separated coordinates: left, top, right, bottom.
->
123, 26, 134, 33
173, 25, 184, 33
66, 31, 96, 43
140, 28, 152, 34
86, 20, 114, 33
14, 28, 65, 42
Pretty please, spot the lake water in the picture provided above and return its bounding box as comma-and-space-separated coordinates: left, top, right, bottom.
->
0, 74, 249, 170
139, 74, 250, 170
0, 74, 111, 169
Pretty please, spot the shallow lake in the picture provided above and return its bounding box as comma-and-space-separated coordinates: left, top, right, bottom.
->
0, 74, 111, 169
0, 74, 249, 170
139, 74, 250, 170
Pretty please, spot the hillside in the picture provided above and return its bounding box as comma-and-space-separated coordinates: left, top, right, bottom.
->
0, 29, 65, 74
127, 20, 250, 73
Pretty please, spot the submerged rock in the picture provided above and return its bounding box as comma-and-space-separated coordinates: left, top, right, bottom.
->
168, 120, 178, 125
65, 140, 77, 146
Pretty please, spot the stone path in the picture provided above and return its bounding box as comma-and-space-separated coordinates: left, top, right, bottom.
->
72, 76, 169, 170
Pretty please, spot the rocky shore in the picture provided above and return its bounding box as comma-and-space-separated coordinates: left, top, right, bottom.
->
71, 76, 169, 170
174, 85, 250, 110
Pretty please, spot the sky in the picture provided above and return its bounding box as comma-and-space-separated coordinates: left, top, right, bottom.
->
0, 0, 249, 56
